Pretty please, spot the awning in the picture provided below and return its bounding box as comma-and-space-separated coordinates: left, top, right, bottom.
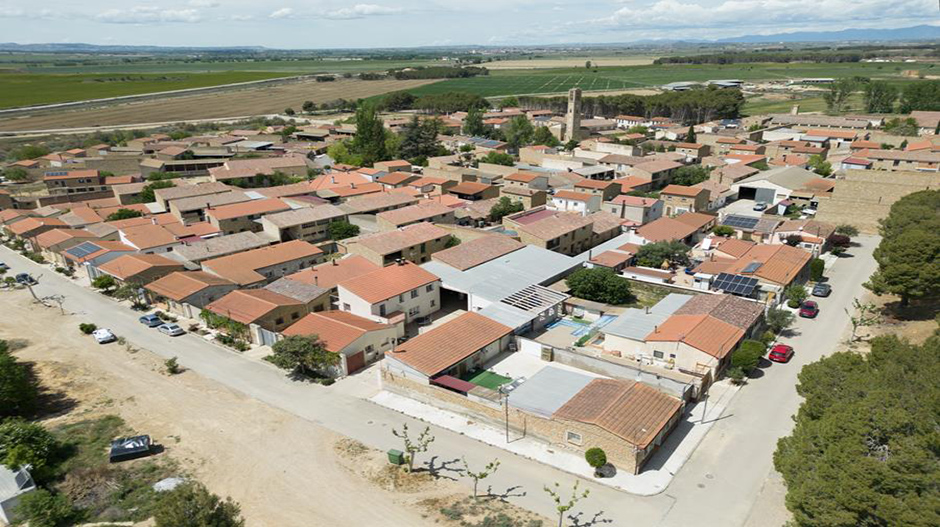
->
431, 375, 477, 394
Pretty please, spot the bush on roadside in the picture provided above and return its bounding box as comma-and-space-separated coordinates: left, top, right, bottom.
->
585, 448, 607, 469
726, 367, 746, 385
14, 489, 76, 527
809, 258, 825, 282
731, 340, 765, 374
78, 323, 97, 335
165, 357, 181, 375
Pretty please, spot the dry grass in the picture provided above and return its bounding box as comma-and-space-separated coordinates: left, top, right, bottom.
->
0, 77, 439, 132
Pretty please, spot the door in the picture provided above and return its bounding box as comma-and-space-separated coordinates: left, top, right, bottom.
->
345, 351, 365, 375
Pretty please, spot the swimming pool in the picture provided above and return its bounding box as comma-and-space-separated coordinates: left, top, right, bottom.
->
547, 314, 618, 336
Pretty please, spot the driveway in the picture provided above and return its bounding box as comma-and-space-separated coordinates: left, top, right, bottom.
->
719, 198, 765, 218
1, 236, 879, 526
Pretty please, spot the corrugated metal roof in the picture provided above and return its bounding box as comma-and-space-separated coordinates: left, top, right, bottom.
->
508, 366, 594, 417
603, 293, 692, 340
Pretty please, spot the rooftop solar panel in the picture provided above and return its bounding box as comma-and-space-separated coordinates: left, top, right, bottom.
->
66, 241, 101, 259
713, 273, 759, 296
721, 215, 760, 230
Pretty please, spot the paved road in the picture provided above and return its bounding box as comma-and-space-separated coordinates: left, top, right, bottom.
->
1, 235, 879, 527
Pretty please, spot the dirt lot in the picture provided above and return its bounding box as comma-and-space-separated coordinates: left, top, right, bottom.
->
0, 78, 438, 132
0, 288, 549, 527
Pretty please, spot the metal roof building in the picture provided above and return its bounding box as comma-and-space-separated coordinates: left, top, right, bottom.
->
603, 293, 692, 341
508, 366, 595, 417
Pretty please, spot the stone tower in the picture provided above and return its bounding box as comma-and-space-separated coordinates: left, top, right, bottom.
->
564, 87, 582, 143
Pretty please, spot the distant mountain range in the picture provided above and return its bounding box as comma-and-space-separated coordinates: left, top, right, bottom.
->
0, 43, 267, 53
717, 25, 940, 43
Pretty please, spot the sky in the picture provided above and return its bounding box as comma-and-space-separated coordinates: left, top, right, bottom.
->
0, 0, 937, 49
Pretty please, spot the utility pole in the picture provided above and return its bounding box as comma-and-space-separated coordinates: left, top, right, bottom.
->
499, 385, 510, 443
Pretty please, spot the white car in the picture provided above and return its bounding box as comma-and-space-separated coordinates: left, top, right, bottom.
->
157, 323, 185, 337
93, 328, 117, 344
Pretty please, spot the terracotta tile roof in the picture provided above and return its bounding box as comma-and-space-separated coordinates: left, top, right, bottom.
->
262, 204, 347, 228
202, 240, 323, 286
120, 224, 178, 250
646, 314, 744, 359
574, 178, 616, 190
661, 184, 706, 198
674, 142, 704, 149
34, 228, 95, 249
694, 260, 733, 275
449, 181, 493, 195
409, 176, 448, 187
590, 250, 634, 268
730, 144, 762, 152
145, 271, 235, 301
805, 129, 857, 139
553, 379, 682, 449
339, 192, 419, 214
776, 219, 835, 239
505, 171, 542, 183
386, 312, 511, 376
353, 222, 449, 255
512, 211, 593, 241
339, 262, 438, 304
612, 176, 651, 191
287, 255, 379, 290
632, 159, 682, 174
8, 217, 66, 236
674, 294, 763, 331
376, 202, 454, 226
553, 190, 593, 202
723, 154, 766, 165
724, 244, 811, 286
206, 289, 302, 324
207, 198, 290, 221
254, 181, 321, 199
98, 253, 183, 281
716, 137, 745, 144
209, 156, 307, 181
432, 235, 525, 271
606, 195, 658, 207
673, 212, 715, 230
714, 238, 756, 258
377, 172, 417, 186
850, 140, 880, 150
589, 211, 625, 235
155, 181, 232, 203
324, 182, 384, 198
309, 171, 372, 191
635, 217, 698, 243
163, 221, 221, 239
283, 311, 392, 353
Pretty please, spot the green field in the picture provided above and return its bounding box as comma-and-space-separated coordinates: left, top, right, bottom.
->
403, 62, 928, 98
0, 71, 307, 109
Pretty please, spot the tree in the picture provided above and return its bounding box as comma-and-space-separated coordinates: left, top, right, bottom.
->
382, 91, 416, 111
822, 79, 855, 114
809, 258, 825, 282
284, 107, 295, 116
883, 117, 919, 136
563, 139, 579, 151
785, 234, 803, 247
584, 448, 607, 472
106, 208, 144, 221
489, 196, 524, 221
478, 151, 514, 167
835, 224, 859, 237
391, 423, 434, 473
302, 100, 315, 113
165, 357, 182, 375
565, 267, 634, 305
502, 116, 535, 150
444, 235, 461, 248
0, 419, 58, 472
1, 167, 29, 182
350, 103, 389, 166
0, 341, 38, 419
684, 125, 696, 143
635, 240, 691, 268
670, 165, 710, 186
268, 335, 339, 379
498, 96, 519, 109
10, 144, 50, 161
460, 457, 499, 500
154, 481, 245, 527
785, 284, 808, 308
532, 126, 560, 147
14, 489, 75, 527
328, 220, 360, 240
845, 298, 881, 341
863, 81, 898, 113
544, 481, 589, 527
463, 106, 486, 137
774, 335, 940, 527
726, 366, 746, 385
712, 225, 735, 237
731, 340, 764, 374
898, 79, 940, 113
91, 274, 117, 292
399, 116, 445, 164
807, 154, 832, 176
138, 180, 175, 203
585, 61, 592, 69
765, 307, 794, 334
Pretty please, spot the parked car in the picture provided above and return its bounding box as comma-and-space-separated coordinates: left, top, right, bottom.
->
0, 262, 8, 270
768, 344, 794, 363
799, 300, 820, 318
684, 260, 702, 275
812, 283, 832, 297
15, 273, 37, 285
92, 328, 117, 344
752, 202, 767, 211
139, 314, 163, 327
157, 323, 185, 337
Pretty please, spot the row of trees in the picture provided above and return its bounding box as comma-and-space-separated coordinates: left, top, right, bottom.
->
826, 78, 940, 115
379, 90, 489, 114
389, 66, 488, 80
654, 51, 867, 65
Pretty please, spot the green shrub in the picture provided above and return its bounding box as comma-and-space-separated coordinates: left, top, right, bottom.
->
809, 258, 825, 282
726, 366, 746, 385
79, 323, 97, 335
14, 489, 75, 527
731, 340, 765, 374
165, 357, 181, 375
585, 447, 607, 468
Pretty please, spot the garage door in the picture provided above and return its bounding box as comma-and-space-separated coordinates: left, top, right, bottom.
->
754, 188, 776, 204
345, 350, 365, 375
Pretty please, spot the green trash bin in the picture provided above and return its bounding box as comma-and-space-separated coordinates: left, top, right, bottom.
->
387, 449, 405, 465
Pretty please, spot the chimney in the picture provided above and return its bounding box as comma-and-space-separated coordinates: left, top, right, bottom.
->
331, 176, 336, 184
332, 259, 337, 266
314, 276, 319, 286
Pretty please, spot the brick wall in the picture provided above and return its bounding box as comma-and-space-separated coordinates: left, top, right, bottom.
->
815, 170, 940, 233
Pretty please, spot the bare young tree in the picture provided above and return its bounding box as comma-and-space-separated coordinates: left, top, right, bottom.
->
543, 481, 590, 527
845, 298, 881, 341
391, 423, 434, 473
460, 457, 500, 500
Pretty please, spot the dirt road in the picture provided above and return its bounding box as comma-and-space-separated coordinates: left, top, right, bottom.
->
0, 290, 439, 527
0, 78, 438, 132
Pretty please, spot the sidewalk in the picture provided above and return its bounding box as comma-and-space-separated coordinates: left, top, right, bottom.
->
370, 379, 738, 496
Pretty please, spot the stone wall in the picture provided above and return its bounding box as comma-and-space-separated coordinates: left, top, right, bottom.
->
816, 170, 940, 233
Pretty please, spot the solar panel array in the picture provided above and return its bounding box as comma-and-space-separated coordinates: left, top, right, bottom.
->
713, 273, 759, 296
66, 241, 101, 259
721, 215, 760, 230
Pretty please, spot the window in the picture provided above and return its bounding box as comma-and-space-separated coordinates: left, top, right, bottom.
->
408, 307, 419, 316
291, 312, 299, 320
410, 290, 419, 299
398, 294, 404, 302
430, 300, 436, 307
425, 284, 434, 292
653, 350, 664, 359
565, 431, 582, 446
342, 303, 350, 311
669, 353, 676, 359
275, 317, 284, 325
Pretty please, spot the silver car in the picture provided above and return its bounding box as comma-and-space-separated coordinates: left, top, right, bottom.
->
93, 328, 117, 344
157, 323, 185, 337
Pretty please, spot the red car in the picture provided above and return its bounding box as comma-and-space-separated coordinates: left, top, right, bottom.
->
799, 300, 819, 318
769, 344, 794, 363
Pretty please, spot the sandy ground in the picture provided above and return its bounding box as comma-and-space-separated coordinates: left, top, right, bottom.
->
0, 288, 461, 527
0, 78, 437, 132
485, 57, 657, 69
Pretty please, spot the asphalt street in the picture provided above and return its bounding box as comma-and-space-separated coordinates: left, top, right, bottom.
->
0, 235, 879, 526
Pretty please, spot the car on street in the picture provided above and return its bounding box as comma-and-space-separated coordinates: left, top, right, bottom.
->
139, 314, 163, 327
768, 344, 794, 363
0, 263, 8, 271
92, 328, 117, 344
15, 273, 37, 285
752, 202, 767, 211
812, 283, 831, 297
157, 323, 185, 337
799, 300, 820, 318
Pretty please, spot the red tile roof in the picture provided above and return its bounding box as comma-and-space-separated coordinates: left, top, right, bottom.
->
282, 311, 392, 353
339, 262, 438, 304
385, 312, 511, 376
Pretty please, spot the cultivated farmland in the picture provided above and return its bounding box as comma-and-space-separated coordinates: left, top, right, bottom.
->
0, 77, 438, 132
